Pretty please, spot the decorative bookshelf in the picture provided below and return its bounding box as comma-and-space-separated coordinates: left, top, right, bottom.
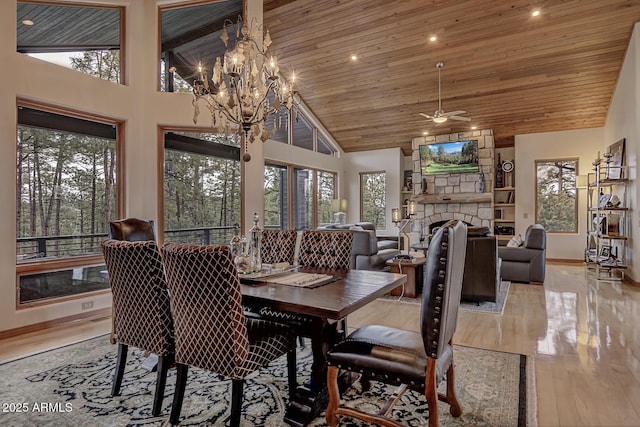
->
585, 157, 630, 281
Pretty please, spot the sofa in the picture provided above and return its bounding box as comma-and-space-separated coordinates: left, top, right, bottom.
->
498, 224, 546, 284
319, 222, 398, 270
461, 226, 501, 303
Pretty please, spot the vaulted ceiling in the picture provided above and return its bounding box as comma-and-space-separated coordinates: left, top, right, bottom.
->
263, 0, 640, 153
17, 1, 640, 155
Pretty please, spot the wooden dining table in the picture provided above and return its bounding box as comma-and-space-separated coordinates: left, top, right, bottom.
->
240, 267, 406, 427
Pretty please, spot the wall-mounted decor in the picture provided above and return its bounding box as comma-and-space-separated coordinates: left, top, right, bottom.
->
605, 138, 625, 179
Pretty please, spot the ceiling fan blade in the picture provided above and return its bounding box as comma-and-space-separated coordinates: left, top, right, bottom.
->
441, 110, 466, 117
419, 112, 433, 120
449, 115, 472, 122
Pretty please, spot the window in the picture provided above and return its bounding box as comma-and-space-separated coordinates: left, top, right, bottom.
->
17, 2, 123, 84
317, 171, 336, 225
159, 1, 243, 92
360, 172, 386, 230
16, 102, 122, 305
536, 159, 578, 232
264, 164, 289, 229
264, 163, 336, 229
163, 131, 241, 245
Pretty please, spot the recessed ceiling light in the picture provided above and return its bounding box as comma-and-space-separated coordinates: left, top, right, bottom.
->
351, 54, 358, 61
471, 126, 477, 130
532, 9, 541, 17
423, 131, 429, 135
429, 35, 437, 42
22, 19, 34, 26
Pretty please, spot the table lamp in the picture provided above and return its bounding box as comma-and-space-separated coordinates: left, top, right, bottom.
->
331, 198, 348, 224
392, 200, 416, 257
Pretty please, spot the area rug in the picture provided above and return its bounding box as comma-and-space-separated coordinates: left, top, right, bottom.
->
383, 281, 511, 315
0, 335, 533, 426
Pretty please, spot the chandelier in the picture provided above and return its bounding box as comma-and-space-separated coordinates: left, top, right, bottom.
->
192, 16, 296, 162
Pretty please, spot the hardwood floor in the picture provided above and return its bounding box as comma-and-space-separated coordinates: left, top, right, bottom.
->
1, 263, 639, 426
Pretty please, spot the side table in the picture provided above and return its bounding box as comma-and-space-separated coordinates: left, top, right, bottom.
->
386, 257, 426, 298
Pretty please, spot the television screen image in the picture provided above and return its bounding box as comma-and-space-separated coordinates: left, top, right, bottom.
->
419, 140, 479, 175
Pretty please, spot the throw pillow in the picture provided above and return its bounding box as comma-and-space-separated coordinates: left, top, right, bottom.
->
506, 234, 523, 247
349, 225, 364, 231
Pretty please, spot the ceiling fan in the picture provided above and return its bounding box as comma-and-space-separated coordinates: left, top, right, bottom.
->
420, 62, 471, 124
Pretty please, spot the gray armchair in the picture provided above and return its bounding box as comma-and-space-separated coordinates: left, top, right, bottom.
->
498, 224, 546, 284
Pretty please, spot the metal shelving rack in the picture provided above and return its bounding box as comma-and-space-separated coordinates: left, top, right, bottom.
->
585, 159, 629, 281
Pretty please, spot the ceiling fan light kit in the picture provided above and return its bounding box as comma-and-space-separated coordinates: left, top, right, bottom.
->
420, 61, 471, 125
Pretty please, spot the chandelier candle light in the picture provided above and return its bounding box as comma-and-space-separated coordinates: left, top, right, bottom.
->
192, 16, 296, 162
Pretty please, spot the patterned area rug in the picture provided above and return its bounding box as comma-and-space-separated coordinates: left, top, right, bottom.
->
0, 335, 533, 426
383, 281, 511, 315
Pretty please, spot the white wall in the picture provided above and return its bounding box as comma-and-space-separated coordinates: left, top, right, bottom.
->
515, 128, 604, 260
344, 148, 404, 236
603, 22, 639, 282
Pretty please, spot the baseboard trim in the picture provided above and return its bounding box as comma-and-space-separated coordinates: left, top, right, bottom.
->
547, 258, 584, 265
0, 308, 111, 340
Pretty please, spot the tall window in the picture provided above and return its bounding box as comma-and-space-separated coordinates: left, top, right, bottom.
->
360, 172, 386, 230
318, 171, 336, 225
536, 159, 578, 232
17, 2, 123, 83
264, 163, 336, 229
264, 164, 289, 229
16, 103, 121, 305
163, 131, 241, 245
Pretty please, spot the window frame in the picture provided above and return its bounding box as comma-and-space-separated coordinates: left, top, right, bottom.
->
158, 126, 243, 245
359, 171, 387, 230
264, 160, 337, 230
17, 1, 126, 85
534, 158, 579, 234
15, 98, 125, 307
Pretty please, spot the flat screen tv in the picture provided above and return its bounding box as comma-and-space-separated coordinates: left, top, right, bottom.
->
419, 140, 479, 175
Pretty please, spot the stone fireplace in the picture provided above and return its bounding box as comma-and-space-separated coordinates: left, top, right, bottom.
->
408, 130, 495, 237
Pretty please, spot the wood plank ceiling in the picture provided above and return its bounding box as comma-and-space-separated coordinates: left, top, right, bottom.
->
264, 0, 640, 152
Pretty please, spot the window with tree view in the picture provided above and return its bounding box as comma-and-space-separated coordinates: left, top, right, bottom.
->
536, 159, 578, 232
16, 104, 121, 305
360, 172, 386, 230
264, 163, 336, 229
17, 2, 123, 84
164, 132, 241, 245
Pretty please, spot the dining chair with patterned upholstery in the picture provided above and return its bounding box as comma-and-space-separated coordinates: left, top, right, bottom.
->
160, 243, 298, 427
260, 229, 298, 265
101, 239, 174, 417
258, 230, 353, 340
325, 220, 468, 427
107, 218, 156, 344
298, 230, 353, 270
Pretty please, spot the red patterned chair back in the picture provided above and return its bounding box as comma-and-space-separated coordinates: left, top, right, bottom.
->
298, 230, 353, 270
101, 239, 173, 356
260, 229, 298, 265
160, 243, 249, 378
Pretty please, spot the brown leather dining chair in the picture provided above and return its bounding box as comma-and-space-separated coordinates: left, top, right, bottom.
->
160, 243, 298, 427
101, 239, 174, 417
325, 219, 468, 427
109, 218, 155, 242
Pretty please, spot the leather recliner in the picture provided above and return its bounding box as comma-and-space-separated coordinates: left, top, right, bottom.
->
498, 224, 546, 284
